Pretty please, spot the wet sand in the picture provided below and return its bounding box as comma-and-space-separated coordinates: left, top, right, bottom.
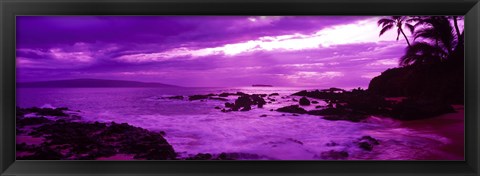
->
400, 105, 464, 160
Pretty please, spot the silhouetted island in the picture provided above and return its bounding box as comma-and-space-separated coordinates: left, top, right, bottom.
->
17, 79, 180, 88
252, 84, 273, 87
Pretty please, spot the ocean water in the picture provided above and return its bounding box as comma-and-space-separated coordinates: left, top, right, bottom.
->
16, 87, 456, 160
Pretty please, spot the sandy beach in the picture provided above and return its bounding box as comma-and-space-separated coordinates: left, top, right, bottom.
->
400, 105, 464, 160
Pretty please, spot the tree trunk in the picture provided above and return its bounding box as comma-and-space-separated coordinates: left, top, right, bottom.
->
400, 28, 411, 47
453, 16, 462, 43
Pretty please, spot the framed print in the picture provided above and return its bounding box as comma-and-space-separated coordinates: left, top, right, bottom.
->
1, 0, 479, 175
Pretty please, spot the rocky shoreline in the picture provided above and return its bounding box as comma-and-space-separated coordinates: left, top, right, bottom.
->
16, 107, 176, 160
16, 84, 459, 160
16, 106, 387, 160
164, 87, 456, 122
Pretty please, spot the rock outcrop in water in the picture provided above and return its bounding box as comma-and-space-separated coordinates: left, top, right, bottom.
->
166, 95, 184, 100
217, 93, 267, 112
356, 136, 380, 151
16, 107, 176, 160
276, 105, 307, 114
319, 150, 349, 160
299, 97, 310, 106
188, 95, 209, 101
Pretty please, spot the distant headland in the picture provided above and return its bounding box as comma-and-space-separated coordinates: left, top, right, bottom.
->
252, 84, 273, 87
17, 79, 180, 88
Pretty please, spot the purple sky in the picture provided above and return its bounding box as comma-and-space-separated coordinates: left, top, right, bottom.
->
16, 16, 463, 88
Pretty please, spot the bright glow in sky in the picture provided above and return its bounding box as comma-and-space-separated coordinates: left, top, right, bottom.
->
114, 17, 403, 63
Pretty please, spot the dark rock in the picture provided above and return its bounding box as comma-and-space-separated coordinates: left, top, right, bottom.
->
235, 95, 253, 110
221, 109, 231, 113
299, 97, 311, 106
214, 106, 221, 109
17, 117, 52, 127
185, 152, 269, 160
215, 152, 266, 160
389, 98, 455, 120
236, 92, 247, 96
292, 98, 298, 102
235, 95, 252, 107
260, 114, 268, 117
321, 87, 346, 93
250, 94, 267, 108
253, 94, 267, 98
276, 105, 307, 114
357, 136, 380, 151
166, 95, 184, 100
209, 97, 228, 101
188, 95, 209, 101
292, 90, 308, 96
360, 136, 380, 145
368, 62, 464, 104
225, 102, 234, 108
240, 106, 251, 111
219, 93, 231, 97
58, 107, 69, 111
186, 153, 212, 160
26, 107, 68, 117
358, 142, 373, 151
217, 152, 235, 160
311, 101, 319, 104
18, 119, 176, 160
315, 105, 323, 109
269, 93, 280, 96
326, 102, 334, 108
17, 146, 64, 160
320, 150, 349, 160
292, 88, 346, 99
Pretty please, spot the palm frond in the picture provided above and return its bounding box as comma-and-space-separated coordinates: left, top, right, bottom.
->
377, 18, 394, 27
405, 23, 415, 34
399, 42, 447, 66
379, 24, 394, 36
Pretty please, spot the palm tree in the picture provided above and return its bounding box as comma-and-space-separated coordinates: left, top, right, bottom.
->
452, 16, 463, 43
378, 16, 415, 47
399, 16, 462, 66
413, 16, 454, 56
451, 16, 464, 61
399, 42, 446, 66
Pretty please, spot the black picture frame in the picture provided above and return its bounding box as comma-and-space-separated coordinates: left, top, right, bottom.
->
1, 0, 479, 175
